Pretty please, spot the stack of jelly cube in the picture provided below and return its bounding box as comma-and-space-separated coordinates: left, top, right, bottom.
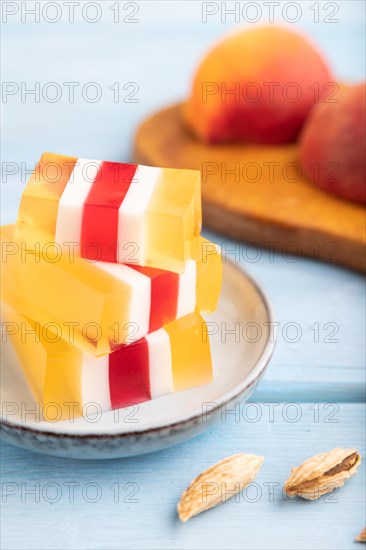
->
1, 153, 222, 421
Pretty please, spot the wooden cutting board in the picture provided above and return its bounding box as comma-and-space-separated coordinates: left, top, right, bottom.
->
134, 103, 366, 273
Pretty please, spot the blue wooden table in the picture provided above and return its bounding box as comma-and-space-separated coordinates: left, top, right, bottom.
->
1, 2, 365, 549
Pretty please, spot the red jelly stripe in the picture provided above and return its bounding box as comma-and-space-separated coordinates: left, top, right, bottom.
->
130, 265, 179, 332
109, 337, 151, 409
81, 162, 137, 262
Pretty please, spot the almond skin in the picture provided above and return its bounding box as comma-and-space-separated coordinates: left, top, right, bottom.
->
284, 448, 361, 500
177, 453, 264, 522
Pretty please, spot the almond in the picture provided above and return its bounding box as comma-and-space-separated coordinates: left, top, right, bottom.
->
177, 453, 264, 522
284, 448, 361, 500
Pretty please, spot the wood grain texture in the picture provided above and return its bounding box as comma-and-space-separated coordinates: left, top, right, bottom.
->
134, 104, 366, 273
1, 404, 365, 550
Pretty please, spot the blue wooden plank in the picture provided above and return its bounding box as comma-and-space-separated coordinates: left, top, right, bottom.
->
203, 231, 366, 391
251, 380, 366, 403
1, 403, 365, 550
206, 231, 366, 399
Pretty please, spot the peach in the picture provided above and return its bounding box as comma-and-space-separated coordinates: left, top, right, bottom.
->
299, 83, 366, 205
184, 26, 333, 144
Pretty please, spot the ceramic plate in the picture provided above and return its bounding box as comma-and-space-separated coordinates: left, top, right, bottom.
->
0, 261, 276, 459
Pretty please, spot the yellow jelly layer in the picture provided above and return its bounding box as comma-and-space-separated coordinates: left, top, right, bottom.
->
166, 314, 213, 391
3, 305, 83, 421
1, 224, 133, 356
15, 152, 77, 247
3, 305, 213, 421
145, 167, 202, 273
195, 237, 222, 313
14, 153, 202, 273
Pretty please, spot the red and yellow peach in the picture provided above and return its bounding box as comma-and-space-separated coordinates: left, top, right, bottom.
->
184, 26, 333, 145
